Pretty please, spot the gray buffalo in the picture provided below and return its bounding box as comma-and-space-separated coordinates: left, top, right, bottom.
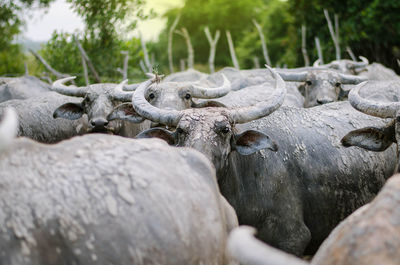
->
358, 62, 400, 81
312, 174, 400, 265
341, 81, 400, 164
314, 56, 369, 75
228, 173, 400, 265
0, 75, 51, 103
133, 67, 396, 256
51, 77, 146, 136
278, 69, 366, 107
0, 92, 87, 143
0, 108, 237, 265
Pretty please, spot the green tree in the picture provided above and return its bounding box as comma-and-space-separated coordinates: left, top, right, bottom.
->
0, 0, 54, 75
151, 0, 266, 73
38, 0, 151, 84
288, 0, 400, 70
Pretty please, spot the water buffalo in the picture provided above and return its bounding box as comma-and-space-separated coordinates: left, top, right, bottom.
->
278, 69, 366, 107
0, 108, 237, 265
341, 81, 400, 163
228, 173, 400, 265
51, 77, 147, 136
0, 92, 87, 143
162, 68, 208, 82
358, 62, 400, 81
0, 75, 51, 103
314, 56, 369, 75
312, 174, 400, 265
133, 67, 396, 256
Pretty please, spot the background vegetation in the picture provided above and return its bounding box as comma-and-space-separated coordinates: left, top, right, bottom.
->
1, 0, 400, 84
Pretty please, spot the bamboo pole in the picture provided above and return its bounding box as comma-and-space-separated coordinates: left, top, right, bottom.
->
346, 46, 356, 61
324, 9, 340, 60
175, 27, 194, 69
204, 26, 220, 73
226, 30, 240, 69
29, 49, 71, 80
74, 38, 101, 83
252, 19, 271, 66
140, 33, 151, 72
301, 25, 310, 66
168, 14, 181, 73
81, 53, 89, 86
315, 37, 324, 64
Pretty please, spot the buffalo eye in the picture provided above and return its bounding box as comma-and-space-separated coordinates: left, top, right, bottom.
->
335, 82, 341, 87
184, 93, 191, 100
149, 93, 155, 100
221, 127, 230, 134
306, 80, 312, 86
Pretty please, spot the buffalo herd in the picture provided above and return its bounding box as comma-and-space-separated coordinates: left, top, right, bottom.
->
1, 59, 400, 265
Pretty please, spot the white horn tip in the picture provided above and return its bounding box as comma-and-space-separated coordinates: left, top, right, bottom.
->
0, 108, 18, 149
359, 56, 369, 63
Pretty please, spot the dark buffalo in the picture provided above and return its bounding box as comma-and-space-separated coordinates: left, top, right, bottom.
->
359, 62, 400, 81
278, 68, 365, 107
133, 67, 396, 256
314, 56, 369, 75
0, 109, 237, 265
0, 92, 87, 143
0, 75, 51, 103
312, 174, 400, 265
51, 77, 146, 136
341, 81, 400, 164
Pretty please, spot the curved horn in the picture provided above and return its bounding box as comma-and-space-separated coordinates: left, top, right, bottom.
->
0, 108, 18, 151
339, 73, 367, 84
189, 74, 231, 99
352, 56, 369, 68
113, 79, 134, 102
227, 226, 308, 265
313, 58, 321, 67
52, 76, 86, 97
123, 83, 140, 91
229, 65, 286, 124
132, 78, 182, 127
349, 81, 400, 118
276, 70, 308, 82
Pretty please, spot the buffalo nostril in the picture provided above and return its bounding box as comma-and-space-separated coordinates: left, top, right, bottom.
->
90, 119, 108, 127
317, 99, 334, 105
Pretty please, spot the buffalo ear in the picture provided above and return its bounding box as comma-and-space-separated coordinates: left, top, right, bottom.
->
107, 103, 144, 123
298, 83, 306, 97
192, 100, 227, 108
341, 125, 395, 151
337, 86, 351, 101
232, 130, 278, 155
136, 128, 176, 145
53, 103, 84, 120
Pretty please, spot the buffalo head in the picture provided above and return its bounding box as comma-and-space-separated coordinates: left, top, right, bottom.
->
342, 81, 400, 171
52, 77, 143, 134
134, 66, 285, 175
278, 69, 366, 107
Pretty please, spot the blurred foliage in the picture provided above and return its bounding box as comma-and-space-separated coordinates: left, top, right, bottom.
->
66, 0, 154, 45
0, 0, 55, 76
151, 0, 400, 72
289, 0, 400, 70
2, 0, 400, 78
39, 31, 145, 85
